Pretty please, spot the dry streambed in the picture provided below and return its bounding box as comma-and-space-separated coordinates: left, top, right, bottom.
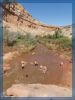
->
3, 44, 72, 96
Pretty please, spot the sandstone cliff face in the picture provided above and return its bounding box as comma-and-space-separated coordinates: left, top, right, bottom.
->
2, 3, 59, 36
2, 3, 72, 37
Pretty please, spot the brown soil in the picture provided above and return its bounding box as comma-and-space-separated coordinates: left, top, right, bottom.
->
3, 44, 72, 92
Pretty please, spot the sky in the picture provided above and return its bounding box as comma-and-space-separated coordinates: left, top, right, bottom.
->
20, 3, 72, 26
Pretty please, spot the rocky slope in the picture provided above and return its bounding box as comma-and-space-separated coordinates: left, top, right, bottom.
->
2, 3, 59, 36
1, 3, 72, 37
61, 25, 72, 38
1, 3, 71, 38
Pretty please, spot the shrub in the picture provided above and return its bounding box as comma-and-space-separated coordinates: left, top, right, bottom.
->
4, 32, 37, 46
6, 32, 20, 46
53, 29, 62, 39
38, 33, 72, 52
16, 33, 37, 46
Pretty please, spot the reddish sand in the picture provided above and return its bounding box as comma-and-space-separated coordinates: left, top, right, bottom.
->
3, 44, 72, 91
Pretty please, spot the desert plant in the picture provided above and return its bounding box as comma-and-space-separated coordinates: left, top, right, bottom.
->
53, 29, 62, 38
4, 32, 20, 46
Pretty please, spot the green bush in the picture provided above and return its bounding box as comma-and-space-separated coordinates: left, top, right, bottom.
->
4, 31, 72, 57
4, 32, 19, 46
37, 33, 72, 52
53, 29, 63, 39
4, 32, 36, 46
16, 33, 37, 46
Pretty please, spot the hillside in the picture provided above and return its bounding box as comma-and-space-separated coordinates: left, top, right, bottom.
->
2, 3, 59, 36
2, 3, 72, 37
61, 25, 72, 38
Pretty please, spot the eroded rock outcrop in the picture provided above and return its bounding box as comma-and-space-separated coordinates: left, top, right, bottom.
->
6, 84, 72, 97
2, 3, 59, 36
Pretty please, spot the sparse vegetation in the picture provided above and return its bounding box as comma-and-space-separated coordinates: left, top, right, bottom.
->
36, 31, 72, 59
3, 32, 37, 53
4, 32, 19, 46
4, 30, 72, 58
